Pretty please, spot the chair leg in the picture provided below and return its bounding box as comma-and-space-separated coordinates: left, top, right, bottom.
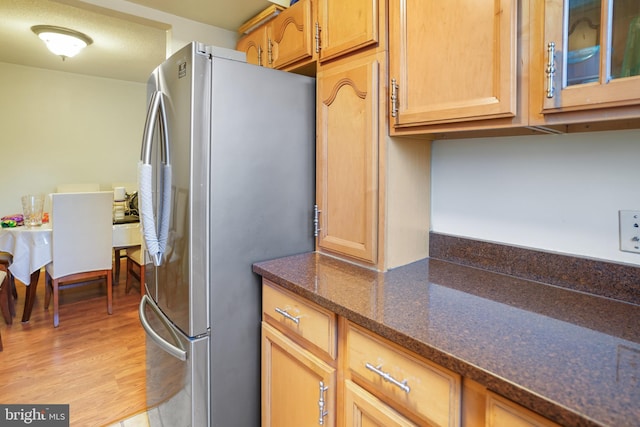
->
125, 257, 132, 294
53, 279, 59, 328
0, 274, 11, 325
113, 248, 123, 284
44, 272, 52, 310
107, 270, 113, 315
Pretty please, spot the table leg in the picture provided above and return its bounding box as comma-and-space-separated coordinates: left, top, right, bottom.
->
21, 269, 41, 323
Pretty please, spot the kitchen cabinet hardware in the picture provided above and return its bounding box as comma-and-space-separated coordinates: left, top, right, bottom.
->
365, 362, 411, 393
274, 306, 300, 324
313, 204, 321, 237
315, 21, 321, 53
390, 78, 398, 119
546, 42, 556, 99
318, 381, 329, 425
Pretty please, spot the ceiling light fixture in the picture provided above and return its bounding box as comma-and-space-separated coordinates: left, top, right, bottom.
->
31, 25, 93, 61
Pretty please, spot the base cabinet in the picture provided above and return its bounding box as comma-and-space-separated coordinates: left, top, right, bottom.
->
486, 392, 560, 427
261, 280, 563, 427
261, 322, 336, 427
343, 380, 417, 427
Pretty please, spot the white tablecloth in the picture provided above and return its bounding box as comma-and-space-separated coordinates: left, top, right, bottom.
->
0, 224, 52, 285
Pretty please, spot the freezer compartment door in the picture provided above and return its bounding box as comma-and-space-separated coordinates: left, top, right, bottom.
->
139, 295, 209, 427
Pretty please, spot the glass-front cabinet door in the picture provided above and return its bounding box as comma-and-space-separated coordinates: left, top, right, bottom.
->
541, 0, 640, 113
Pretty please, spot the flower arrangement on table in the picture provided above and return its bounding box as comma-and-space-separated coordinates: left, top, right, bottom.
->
1, 213, 49, 227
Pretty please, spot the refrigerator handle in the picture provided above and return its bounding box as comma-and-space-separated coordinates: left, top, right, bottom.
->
139, 295, 187, 361
138, 90, 172, 267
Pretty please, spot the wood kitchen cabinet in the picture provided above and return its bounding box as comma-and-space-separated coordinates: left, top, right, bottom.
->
316, 0, 385, 63
487, 392, 561, 427
236, 27, 267, 66
236, 0, 316, 72
388, 0, 523, 135
261, 281, 337, 427
344, 380, 417, 426
260, 279, 566, 427
344, 320, 461, 427
529, 0, 640, 128
315, 51, 383, 265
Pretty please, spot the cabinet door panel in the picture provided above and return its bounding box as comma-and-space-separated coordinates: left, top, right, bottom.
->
237, 28, 265, 66
318, 0, 379, 62
269, 0, 314, 69
389, 0, 517, 127
262, 322, 336, 427
487, 392, 560, 427
344, 380, 417, 427
540, 0, 640, 113
316, 54, 380, 263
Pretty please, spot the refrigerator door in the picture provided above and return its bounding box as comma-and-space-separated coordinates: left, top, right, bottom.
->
139, 295, 209, 426
139, 42, 211, 337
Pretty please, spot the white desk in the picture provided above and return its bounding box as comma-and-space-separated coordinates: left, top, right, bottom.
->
0, 221, 141, 322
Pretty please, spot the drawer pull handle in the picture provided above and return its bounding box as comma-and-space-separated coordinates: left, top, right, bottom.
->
274, 307, 300, 325
365, 363, 411, 393
318, 381, 328, 425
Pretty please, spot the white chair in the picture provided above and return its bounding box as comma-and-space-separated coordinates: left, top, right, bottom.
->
44, 191, 114, 327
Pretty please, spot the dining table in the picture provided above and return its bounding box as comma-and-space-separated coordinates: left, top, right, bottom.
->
0, 219, 141, 323
0, 223, 52, 322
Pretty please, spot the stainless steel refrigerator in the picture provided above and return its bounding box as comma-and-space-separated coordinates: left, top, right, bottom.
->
137, 42, 315, 426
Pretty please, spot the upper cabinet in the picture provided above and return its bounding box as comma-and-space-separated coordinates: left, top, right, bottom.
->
317, 0, 384, 63
236, 27, 267, 67
269, 0, 316, 70
236, 0, 316, 72
530, 0, 640, 126
388, 0, 521, 134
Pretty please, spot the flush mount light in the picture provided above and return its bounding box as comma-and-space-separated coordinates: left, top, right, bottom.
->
31, 25, 93, 61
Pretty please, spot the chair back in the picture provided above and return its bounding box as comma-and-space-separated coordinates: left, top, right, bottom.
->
48, 191, 113, 279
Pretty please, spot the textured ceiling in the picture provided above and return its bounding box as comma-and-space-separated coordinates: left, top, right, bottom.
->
0, 0, 281, 82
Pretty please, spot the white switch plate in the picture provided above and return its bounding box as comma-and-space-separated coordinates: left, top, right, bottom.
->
619, 210, 640, 254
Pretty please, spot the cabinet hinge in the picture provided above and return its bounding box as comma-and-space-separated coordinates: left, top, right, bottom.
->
313, 204, 321, 237
315, 22, 321, 53
390, 78, 399, 121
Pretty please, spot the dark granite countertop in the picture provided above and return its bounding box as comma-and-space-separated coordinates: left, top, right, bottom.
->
253, 252, 640, 427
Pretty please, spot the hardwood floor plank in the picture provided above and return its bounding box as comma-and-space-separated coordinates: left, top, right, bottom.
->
0, 261, 147, 426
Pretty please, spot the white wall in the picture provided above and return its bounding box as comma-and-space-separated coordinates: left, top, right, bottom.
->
0, 62, 146, 215
81, 0, 239, 53
0, 3, 239, 218
431, 129, 640, 265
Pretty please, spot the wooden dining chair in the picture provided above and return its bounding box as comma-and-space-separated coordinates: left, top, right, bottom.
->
0, 252, 17, 302
0, 263, 15, 326
125, 246, 145, 296
44, 191, 114, 327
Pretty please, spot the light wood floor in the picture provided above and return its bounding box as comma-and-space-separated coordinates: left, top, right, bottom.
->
0, 261, 147, 426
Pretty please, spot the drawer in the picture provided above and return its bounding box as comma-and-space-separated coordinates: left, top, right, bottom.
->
487, 392, 560, 427
262, 280, 337, 359
346, 322, 461, 427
